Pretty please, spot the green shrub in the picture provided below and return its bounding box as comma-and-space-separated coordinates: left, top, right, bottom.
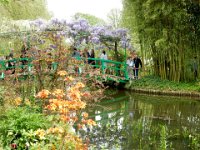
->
127, 75, 200, 92
0, 107, 51, 149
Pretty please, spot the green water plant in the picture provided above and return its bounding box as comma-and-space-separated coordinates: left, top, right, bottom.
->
160, 126, 167, 150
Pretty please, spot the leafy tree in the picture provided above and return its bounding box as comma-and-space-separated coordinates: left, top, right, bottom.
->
0, 0, 51, 54
72, 12, 106, 26
0, 0, 51, 20
122, 0, 200, 81
107, 8, 122, 29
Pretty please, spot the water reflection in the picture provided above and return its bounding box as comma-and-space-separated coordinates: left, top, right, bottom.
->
80, 91, 200, 150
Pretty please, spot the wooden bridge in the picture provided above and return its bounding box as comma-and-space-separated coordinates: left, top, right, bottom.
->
0, 57, 129, 83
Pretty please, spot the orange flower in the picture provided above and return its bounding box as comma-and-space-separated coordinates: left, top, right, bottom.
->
14, 97, 22, 106
81, 92, 91, 97
46, 103, 57, 111
64, 76, 75, 82
36, 89, 50, 99
66, 101, 86, 110
82, 112, 88, 119
79, 101, 86, 109
86, 119, 97, 126
60, 115, 70, 122
46, 127, 54, 134
57, 70, 67, 76
35, 129, 46, 139
47, 127, 64, 134
81, 119, 87, 124
77, 124, 82, 129
75, 82, 85, 89
68, 92, 81, 101
59, 108, 69, 114
68, 87, 79, 94
52, 89, 65, 99
72, 116, 78, 122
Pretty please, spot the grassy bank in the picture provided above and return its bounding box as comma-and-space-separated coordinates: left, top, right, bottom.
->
125, 76, 200, 96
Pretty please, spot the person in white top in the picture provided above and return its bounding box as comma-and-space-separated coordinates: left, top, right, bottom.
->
126, 56, 134, 79
100, 50, 108, 60
100, 50, 108, 73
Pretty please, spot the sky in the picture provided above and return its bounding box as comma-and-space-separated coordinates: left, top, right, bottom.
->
47, 0, 123, 21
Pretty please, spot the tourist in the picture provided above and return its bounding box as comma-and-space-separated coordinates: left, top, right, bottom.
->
72, 47, 80, 59
89, 49, 96, 68
193, 56, 198, 81
126, 56, 134, 79
5, 53, 15, 74
82, 48, 90, 63
0, 55, 5, 78
133, 54, 142, 79
100, 50, 108, 72
20, 45, 29, 72
100, 50, 108, 60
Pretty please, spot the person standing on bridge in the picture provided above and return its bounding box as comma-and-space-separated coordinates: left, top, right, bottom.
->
126, 56, 134, 79
72, 48, 80, 59
89, 49, 96, 68
82, 48, 90, 64
133, 54, 142, 79
100, 50, 108, 73
5, 53, 15, 74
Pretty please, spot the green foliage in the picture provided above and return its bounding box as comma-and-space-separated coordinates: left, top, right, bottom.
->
0, 107, 51, 148
126, 75, 200, 92
160, 126, 167, 150
122, 0, 200, 82
0, 0, 51, 53
0, 0, 9, 4
0, 0, 51, 20
73, 12, 106, 26
0, 86, 6, 106
107, 9, 122, 29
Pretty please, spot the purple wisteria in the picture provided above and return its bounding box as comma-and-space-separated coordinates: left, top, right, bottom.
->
30, 18, 132, 49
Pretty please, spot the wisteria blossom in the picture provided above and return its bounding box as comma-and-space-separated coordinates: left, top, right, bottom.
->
91, 37, 100, 44
30, 18, 132, 49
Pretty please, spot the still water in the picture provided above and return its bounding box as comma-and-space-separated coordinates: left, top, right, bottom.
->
81, 90, 200, 150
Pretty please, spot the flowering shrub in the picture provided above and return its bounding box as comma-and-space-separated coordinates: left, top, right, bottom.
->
36, 71, 96, 129
32, 71, 96, 149
0, 70, 99, 149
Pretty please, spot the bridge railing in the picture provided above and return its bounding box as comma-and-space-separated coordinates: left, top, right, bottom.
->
0, 58, 34, 79
81, 57, 129, 80
0, 57, 129, 81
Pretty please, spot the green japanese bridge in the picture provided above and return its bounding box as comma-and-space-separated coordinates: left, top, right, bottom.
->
0, 57, 129, 83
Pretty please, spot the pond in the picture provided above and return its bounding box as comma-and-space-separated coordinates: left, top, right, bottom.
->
80, 90, 200, 150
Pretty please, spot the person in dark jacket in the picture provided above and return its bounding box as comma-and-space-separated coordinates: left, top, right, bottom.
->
193, 56, 198, 80
133, 54, 142, 79
6, 53, 15, 74
89, 49, 96, 68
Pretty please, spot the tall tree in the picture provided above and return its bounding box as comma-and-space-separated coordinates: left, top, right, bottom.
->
72, 12, 106, 26
107, 8, 122, 29
122, 0, 200, 81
